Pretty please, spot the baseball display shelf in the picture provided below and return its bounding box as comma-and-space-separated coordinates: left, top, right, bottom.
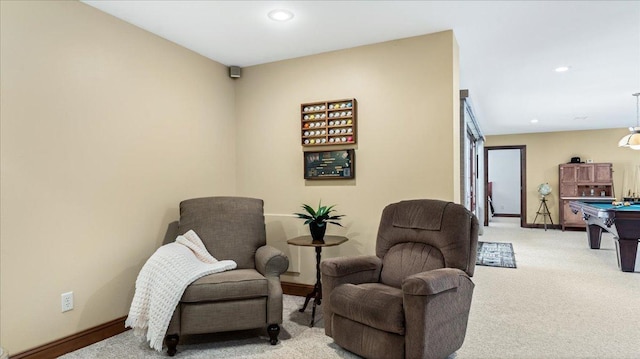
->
301, 98, 357, 146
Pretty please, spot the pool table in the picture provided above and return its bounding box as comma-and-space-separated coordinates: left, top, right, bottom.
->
569, 201, 640, 272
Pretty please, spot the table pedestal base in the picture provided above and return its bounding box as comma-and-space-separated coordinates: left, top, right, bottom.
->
287, 235, 348, 326
299, 247, 322, 327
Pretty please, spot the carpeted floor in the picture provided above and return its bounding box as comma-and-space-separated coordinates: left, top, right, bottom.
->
60, 294, 360, 359
476, 241, 516, 268
61, 217, 640, 358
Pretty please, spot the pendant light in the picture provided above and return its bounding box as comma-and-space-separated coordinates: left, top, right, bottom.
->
618, 93, 640, 150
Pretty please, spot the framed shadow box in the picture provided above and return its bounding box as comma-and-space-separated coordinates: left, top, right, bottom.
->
304, 149, 355, 180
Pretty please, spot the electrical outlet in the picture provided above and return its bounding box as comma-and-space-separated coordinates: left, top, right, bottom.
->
61, 292, 74, 312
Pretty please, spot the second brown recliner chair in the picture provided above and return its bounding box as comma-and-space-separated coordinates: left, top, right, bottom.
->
320, 199, 479, 359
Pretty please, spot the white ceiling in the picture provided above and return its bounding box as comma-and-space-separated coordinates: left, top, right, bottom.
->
82, 0, 640, 136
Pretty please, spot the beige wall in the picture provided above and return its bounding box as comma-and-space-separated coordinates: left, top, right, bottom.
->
235, 32, 460, 284
486, 128, 640, 224
1, 1, 236, 353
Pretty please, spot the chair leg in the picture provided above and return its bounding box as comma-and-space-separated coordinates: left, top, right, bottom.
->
165, 334, 179, 356
267, 324, 280, 345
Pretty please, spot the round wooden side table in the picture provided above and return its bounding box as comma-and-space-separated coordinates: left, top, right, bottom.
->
287, 235, 348, 327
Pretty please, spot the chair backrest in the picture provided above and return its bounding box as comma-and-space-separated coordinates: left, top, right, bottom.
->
177, 196, 266, 269
376, 199, 478, 288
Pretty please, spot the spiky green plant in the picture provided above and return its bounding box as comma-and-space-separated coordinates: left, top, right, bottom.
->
294, 201, 344, 227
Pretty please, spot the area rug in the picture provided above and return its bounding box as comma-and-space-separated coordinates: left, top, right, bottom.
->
476, 241, 516, 268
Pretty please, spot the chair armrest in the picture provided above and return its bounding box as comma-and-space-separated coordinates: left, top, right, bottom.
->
320, 255, 382, 337
402, 268, 475, 358
402, 268, 468, 296
320, 255, 382, 283
162, 221, 180, 245
255, 245, 289, 277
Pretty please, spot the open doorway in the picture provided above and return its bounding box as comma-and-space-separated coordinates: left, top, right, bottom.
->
484, 145, 526, 227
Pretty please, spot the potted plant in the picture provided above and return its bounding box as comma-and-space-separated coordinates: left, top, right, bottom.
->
294, 201, 344, 242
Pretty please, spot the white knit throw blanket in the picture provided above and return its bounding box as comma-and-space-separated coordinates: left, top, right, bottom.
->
125, 230, 237, 351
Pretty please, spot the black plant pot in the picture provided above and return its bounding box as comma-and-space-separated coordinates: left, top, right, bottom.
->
309, 222, 326, 242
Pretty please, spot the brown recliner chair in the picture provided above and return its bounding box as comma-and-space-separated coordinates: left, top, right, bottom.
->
163, 197, 289, 356
320, 199, 478, 359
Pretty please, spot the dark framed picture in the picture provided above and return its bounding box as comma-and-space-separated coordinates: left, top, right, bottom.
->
304, 149, 355, 180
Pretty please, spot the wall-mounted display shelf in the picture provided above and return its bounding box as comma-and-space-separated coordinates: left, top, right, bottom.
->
301, 98, 357, 146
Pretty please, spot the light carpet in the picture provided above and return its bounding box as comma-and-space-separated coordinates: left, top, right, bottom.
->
60, 295, 360, 359
61, 217, 640, 358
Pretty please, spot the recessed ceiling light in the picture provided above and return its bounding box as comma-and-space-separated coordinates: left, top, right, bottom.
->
531, 118, 539, 123
268, 9, 294, 22
555, 66, 570, 72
